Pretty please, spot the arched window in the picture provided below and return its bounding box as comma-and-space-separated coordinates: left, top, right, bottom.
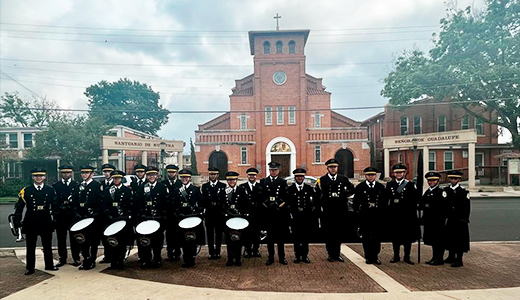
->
288, 40, 296, 54
276, 41, 283, 53
263, 41, 271, 54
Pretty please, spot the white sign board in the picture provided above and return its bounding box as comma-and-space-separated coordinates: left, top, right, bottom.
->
101, 136, 184, 152
509, 159, 520, 175
383, 129, 478, 149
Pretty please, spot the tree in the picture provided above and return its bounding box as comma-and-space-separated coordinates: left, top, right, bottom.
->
381, 0, 520, 149
190, 138, 198, 175
85, 78, 169, 135
0, 92, 64, 127
27, 115, 110, 167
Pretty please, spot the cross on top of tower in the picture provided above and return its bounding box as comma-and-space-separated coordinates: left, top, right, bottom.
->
274, 13, 281, 31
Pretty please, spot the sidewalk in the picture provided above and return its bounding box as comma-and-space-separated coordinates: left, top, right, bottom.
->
2, 242, 519, 300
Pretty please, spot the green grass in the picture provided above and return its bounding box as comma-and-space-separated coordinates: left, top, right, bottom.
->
0, 197, 17, 203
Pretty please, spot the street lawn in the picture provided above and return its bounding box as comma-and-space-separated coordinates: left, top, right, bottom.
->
0, 197, 17, 203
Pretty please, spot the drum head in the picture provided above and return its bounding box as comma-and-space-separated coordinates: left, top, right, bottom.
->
70, 218, 94, 232
226, 217, 249, 230
104, 220, 127, 236
136, 220, 160, 235
178, 217, 202, 229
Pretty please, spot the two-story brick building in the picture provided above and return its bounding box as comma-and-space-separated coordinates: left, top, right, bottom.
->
195, 29, 370, 179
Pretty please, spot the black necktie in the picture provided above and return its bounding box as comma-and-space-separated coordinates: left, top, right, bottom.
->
370, 183, 374, 188
37, 186, 41, 191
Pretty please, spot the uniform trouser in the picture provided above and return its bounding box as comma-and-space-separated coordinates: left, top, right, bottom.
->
205, 217, 223, 256
326, 242, 341, 258
25, 231, 54, 271
182, 242, 197, 263
362, 237, 381, 261
227, 240, 242, 260
431, 244, 445, 260
137, 230, 163, 263
245, 219, 260, 253
104, 239, 127, 264
293, 224, 309, 258
56, 223, 80, 262
166, 226, 181, 257
392, 242, 412, 258
80, 234, 100, 264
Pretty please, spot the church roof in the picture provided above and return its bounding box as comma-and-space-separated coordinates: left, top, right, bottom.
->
231, 87, 254, 96
307, 87, 330, 95
248, 29, 310, 55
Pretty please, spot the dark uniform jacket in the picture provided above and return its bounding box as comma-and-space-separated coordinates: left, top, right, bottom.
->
353, 180, 387, 239
14, 185, 57, 234
238, 181, 263, 218
421, 185, 449, 246
316, 174, 354, 224
130, 177, 148, 194
201, 181, 226, 218
135, 182, 168, 222
221, 186, 249, 217
161, 178, 182, 195
287, 183, 317, 233
444, 185, 471, 252
101, 178, 113, 191
72, 180, 104, 220
259, 176, 289, 234
172, 184, 203, 218
386, 179, 421, 243
103, 184, 133, 221
52, 179, 79, 224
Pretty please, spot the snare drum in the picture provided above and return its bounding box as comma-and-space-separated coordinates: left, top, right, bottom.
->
135, 220, 161, 247
178, 217, 202, 242
226, 217, 249, 242
70, 217, 95, 245
104, 220, 127, 247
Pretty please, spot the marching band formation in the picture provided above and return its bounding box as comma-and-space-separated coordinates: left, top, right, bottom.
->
12, 159, 471, 275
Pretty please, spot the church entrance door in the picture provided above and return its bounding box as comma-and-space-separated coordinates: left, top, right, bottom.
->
209, 151, 228, 180
271, 154, 291, 178
335, 149, 354, 178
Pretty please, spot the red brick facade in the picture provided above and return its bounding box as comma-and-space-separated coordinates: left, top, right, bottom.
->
195, 29, 370, 179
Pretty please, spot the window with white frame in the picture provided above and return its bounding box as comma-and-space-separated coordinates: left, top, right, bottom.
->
241, 146, 247, 164
24, 133, 33, 148
413, 116, 421, 134
400, 116, 408, 135
315, 145, 321, 163
461, 115, 469, 130
277, 106, 284, 124
265, 106, 272, 125
475, 118, 484, 135
240, 114, 247, 129
314, 112, 321, 128
0, 133, 7, 148
438, 115, 446, 132
429, 151, 436, 171
288, 106, 296, 124
9, 133, 18, 148
444, 151, 453, 170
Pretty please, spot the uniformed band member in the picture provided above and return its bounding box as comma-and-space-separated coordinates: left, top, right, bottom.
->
101, 163, 116, 190
201, 167, 226, 260
421, 171, 450, 265
444, 170, 471, 268
287, 168, 316, 264
73, 165, 104, 270
221, 171, 248, 266
316, 159, 355, 262
14, 168, 58, 275
260, 162, 289, 266
353, 167, 386, 265
130, 164, 148, 193
52, 165, 80, 267
102, 170, 133, 269
100, 163, 116, 264
135, 166, 168, 268
239, 167, 263, 258
386, 164, 420, 265
172, 169, 204, 268
161, 164, 183, 261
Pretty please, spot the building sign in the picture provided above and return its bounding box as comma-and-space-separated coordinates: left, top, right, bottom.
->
101, 136, 184, 152
509, 159, 520, 175
383, 129, 478, 149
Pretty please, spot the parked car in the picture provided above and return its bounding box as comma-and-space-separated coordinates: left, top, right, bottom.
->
283, 175, 318, 187
92, 174, 137, 187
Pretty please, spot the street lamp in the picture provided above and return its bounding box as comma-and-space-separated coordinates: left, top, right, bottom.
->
160, 141, 166, 179
411, 137, 420, 263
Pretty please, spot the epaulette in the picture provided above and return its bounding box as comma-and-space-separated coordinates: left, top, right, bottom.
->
18, 187, 26, 203
317, 178, 321, 189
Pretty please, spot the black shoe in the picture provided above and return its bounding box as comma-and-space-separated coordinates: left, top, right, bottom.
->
226, 259, 234, 266
181, 261, 195, 268
430, 259, 444, 266
444, 257, 455, 264
243, 252, 251, 258
328, 256, 334, 262
280, 258, 288, 265
293, 257, 301, 263
390, 257, 400, 263
266, 259, 274, 266
56, 261, 67, 267
374, 259, 382, 265
335, 256, 345, 262
44, 266, 59, 271
302, 257, 311, 264
366, 259, 373, 264
139, 261, 150, 268
252, 251, 262, 258
152, 260, 162, 268
215, 254, 221, 259
425, 259, 434, 265
451, 261, 463, 268
235, 259, 242, 266
403, 258, 415, 265
99, 257, 110, 264
82, 263, 94, 270
71, 260, 81, 267
25, 269, 35, 275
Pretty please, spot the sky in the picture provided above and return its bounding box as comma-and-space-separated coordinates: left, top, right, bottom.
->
2, 0, 504, 152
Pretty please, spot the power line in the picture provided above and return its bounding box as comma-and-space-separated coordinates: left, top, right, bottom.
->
0, 70, 42, 99
0, 97, 514, 115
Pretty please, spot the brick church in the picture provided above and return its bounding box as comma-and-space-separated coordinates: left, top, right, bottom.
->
195, 29, 370, 179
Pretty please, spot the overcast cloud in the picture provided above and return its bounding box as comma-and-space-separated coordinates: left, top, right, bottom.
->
2, 0, 500, 151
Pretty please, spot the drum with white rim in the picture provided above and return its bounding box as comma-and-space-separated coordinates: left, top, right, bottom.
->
70, 217, 94, 245
136, 220, 161, 247
104, 220, 127, 247
226, 217, 249, 242
178, 216, 202, 242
